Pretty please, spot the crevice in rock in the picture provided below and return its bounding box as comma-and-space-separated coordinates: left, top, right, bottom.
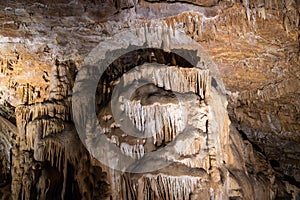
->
236, 127, 264, 155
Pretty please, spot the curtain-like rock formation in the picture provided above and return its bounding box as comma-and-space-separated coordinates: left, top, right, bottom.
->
0, 0, 299, 199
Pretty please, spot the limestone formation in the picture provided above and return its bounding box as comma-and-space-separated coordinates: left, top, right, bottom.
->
0, 0, 299, 199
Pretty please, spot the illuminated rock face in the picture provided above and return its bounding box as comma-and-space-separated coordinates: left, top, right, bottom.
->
0, 0, 299, 199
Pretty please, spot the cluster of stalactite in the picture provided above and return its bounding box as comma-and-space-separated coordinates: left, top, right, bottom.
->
1, 59, 109, 200
0, 0, 299, 198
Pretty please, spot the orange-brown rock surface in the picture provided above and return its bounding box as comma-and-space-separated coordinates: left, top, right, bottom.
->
0, 0, 299, 199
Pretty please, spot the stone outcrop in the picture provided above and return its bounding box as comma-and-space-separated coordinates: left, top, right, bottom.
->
0, 0, 299, 199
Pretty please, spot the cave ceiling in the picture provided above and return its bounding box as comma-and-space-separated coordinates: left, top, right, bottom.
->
0, 0, 299, 199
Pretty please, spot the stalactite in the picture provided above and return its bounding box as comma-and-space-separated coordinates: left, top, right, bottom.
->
49, 60, 75, 101
61, 156, 67, 200
137, 174, 203, 200
257, 7, 266, 20
120, 142, 145, 159
0, 58, 7, 75
242, 0, 251, 21
25, 118, 64, 150
197, 15, 202, 39
34, 138, 65, 170
123, 99, 186, 145
122, 65, 210, 99
27, 102, 69, 121
21, 84, 29, 104
173, 155, 210, 170
15, 102, 70, 153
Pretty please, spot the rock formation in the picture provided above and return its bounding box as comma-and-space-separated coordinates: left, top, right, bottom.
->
0, 0, 299, 199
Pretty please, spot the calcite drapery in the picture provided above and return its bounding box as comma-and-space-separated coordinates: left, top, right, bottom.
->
0, 0, 299, 199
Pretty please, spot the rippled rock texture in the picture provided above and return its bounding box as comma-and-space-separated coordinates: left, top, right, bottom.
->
0, 0, 299, 199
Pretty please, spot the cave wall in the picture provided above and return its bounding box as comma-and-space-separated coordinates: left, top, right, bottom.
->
0, 0, 299, 199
